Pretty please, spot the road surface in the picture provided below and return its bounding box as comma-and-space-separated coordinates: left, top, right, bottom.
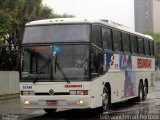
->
0, 81, 160, 120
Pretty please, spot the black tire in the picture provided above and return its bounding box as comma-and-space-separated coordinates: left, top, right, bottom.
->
138, 82, 145, 102
102, 86, 110, 112
143, 82, 148, 100
44, 108, 57, 114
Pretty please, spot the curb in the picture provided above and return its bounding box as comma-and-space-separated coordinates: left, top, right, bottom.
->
0, 93, 20, 100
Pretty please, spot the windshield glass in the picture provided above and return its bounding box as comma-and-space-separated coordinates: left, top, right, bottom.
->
21, 45, 89, 81
23, 25, 90, 44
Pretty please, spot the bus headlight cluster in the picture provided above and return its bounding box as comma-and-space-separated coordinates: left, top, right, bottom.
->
77, 100, 84, 105
23, 100, 30, 105
21, 91, 35, 96
69, 90, 88, 95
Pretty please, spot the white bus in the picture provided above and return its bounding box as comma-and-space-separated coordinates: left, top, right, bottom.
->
20, 18, 155, 113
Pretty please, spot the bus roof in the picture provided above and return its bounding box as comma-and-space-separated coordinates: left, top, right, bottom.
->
26, 18, 153, 40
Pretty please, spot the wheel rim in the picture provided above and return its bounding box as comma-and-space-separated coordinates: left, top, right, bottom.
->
144, 84, 147, 98
139, 86, 143, 100
102, 92, 109, 111
139, 83, 144, 101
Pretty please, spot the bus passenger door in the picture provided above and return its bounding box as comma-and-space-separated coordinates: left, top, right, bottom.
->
90, 48, 103, 78
90, 48, 104, 108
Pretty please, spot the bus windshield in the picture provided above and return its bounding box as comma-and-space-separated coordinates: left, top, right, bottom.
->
21, 45, 90, 82
23, 25, 90, 44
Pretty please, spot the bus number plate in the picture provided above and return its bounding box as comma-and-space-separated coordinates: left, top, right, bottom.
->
46, 100, 58, 105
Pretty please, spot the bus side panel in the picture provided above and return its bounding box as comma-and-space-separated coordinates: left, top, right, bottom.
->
107, 54, 126, 103
90, 54, 125, 108
132, 56, 155, 96
148, 58, 155, 93
118, 54, 137, 100
90, 77, 103, 108
89, 54, 155, 109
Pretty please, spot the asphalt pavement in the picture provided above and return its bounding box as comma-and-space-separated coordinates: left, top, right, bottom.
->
0, 81, 160, 120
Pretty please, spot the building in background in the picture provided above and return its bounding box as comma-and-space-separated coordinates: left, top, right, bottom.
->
152, 0, 160, 32
134, 0, 160, 33
134, 0, 153, 32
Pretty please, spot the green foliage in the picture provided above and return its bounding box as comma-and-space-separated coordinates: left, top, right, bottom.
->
0, 10, 13, 40
0, 0, 73, 71
38, 6, 53, 19
143, 30, 160, 67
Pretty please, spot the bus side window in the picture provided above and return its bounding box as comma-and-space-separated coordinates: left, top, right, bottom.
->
130, 35, 138, 54
102, 27, 113, 50
138, 38, 145, 55
92, 25, 102, 48
122, 33, 130, 53
91, 49, 103, 78
149, 40, 154, 56
113, 30, 122, 52
144, 39, 150, 56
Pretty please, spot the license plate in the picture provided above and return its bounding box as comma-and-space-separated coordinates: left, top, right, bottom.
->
46, 100, 58, 105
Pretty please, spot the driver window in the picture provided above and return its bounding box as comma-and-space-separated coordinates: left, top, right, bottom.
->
91, 48, 103, 78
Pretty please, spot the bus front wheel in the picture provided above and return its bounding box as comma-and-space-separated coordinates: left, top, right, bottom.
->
102, 86, 110, 112
44, 108, 57, 114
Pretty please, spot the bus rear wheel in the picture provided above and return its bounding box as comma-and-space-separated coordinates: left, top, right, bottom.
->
102, 86, 110, 112
143, 82, 148, 100
138, 82, 144, 102
44, 108, 57, 114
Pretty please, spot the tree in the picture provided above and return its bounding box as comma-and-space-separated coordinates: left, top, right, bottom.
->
143, 30, 160, 68
0, 0, 73, 71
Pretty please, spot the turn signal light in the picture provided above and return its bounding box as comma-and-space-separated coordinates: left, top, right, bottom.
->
21, 91, 35, 96
69, 90, 88, 95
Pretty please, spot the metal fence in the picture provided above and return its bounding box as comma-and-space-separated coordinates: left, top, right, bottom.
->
0, 71, 19, 95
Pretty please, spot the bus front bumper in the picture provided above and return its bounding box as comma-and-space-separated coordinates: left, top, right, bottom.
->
20, 95, 90, 109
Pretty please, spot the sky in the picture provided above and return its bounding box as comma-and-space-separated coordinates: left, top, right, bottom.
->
43, 0, 135, 30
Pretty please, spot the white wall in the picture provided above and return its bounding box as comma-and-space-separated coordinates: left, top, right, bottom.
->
0, 71, 19, 95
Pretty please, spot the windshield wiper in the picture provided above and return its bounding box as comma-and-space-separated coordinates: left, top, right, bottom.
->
55, 62, 70, 83
38, 59, 51, 72
33, 59, 51, 83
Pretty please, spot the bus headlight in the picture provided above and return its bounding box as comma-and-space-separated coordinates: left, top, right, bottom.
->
69, 90, 88, 95
23, 100, 30, 105
77, 99, 84, 105
21, 91, 35, 96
